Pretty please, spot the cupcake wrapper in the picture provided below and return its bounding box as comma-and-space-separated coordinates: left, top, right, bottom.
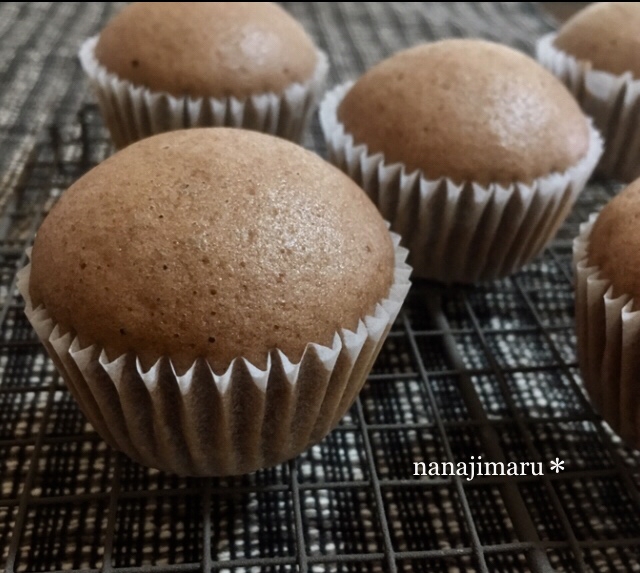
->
18, 235, 411, 477
319, 82, 603, 283
537, 33, 640, 183
574, 215, 640, 447
79, 36, 329, 148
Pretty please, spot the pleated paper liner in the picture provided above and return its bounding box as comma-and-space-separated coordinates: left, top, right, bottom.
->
319, 82, 603, 284
574, 214, 640, 448
18, 234, 411, 477
537, 33, 640, 183
79, 36, 329, 148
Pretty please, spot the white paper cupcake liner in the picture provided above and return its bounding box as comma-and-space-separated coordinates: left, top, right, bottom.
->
79, 36, 329, 148
18, 235, 411, 477
319, 82, 603, 283
537, 33, 640, 183
574, 214, 640, 447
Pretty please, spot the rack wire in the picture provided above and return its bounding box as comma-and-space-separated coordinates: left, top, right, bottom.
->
2, 2, 640, 572
1, 93, 639, 573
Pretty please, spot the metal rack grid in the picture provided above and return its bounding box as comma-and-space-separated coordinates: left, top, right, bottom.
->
1, 101, 639, 573
1, 3, 640, 573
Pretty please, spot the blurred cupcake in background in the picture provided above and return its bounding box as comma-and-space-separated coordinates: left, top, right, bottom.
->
80, 2, 328, 148
574, 177, 640, 448
537, 2, 640, 182
321, 39, 602, 283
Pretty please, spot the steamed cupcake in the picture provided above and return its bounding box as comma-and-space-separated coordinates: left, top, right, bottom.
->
79, 2, 328, 147
18, 128, 410, 476
320, 39, 602, 283
574, 178, 640, 448
537, 2, 640, 182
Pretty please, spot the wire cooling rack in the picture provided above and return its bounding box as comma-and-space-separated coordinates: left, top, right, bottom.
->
0, 101, 639, 573
1, 3, 640, 573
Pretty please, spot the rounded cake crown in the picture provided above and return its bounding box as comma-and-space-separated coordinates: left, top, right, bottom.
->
588, 178, 640, 302
29, 128, 395, 373
338, 39, 590, 187
555, 2, 640, 79
95, 2, 318, 98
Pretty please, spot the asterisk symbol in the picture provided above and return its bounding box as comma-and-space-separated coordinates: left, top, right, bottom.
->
550, 458, 564, 473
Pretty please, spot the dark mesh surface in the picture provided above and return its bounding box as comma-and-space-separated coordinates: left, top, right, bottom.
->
2, 2, 640, 573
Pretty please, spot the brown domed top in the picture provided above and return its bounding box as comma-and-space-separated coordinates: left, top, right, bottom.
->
338, 39, 590, 187
555, 2, 640, 79
588, 178, 640, 302
29, 128, 395, 374
95, 2, 318, 98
